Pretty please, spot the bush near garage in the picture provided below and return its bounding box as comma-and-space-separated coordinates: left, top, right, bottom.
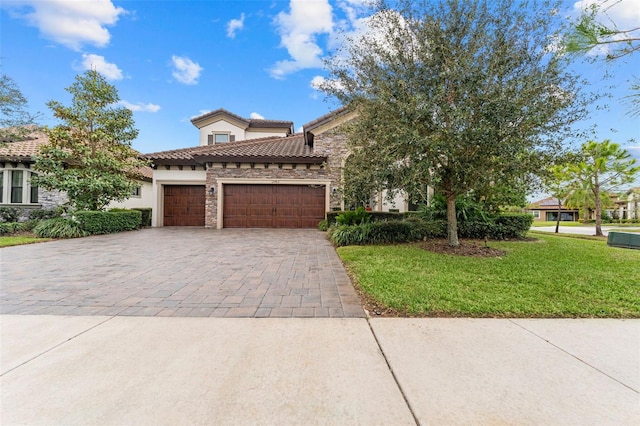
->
74, 209, 142, 235
132, 208, 152, 227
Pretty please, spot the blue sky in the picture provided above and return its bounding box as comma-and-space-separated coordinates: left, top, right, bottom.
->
1, 0, 638, 163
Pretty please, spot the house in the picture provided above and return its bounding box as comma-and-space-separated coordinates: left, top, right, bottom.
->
526, 197, 579, 222
145, 107, 358, 228
0, 129, 153, 219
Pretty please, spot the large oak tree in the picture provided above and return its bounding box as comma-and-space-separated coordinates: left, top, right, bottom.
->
321, 0, 593, 246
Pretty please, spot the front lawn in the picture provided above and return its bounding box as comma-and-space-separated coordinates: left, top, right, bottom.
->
338, 233, 640, 318
0, 235, 52, 247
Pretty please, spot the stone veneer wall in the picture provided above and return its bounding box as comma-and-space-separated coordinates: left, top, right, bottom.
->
38, 187, 69, 210
204, 128, 350, 228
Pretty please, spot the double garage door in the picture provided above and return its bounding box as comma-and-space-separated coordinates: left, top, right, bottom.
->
163, 184, 325, 228
224, 184, 325, 228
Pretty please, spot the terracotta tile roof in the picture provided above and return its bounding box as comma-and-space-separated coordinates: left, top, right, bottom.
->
0, 130, 49, 161
190, 108, 293, 130
145, 134, 326, 165
0, 129, 153, 182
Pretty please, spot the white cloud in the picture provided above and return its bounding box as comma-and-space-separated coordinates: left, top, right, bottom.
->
118, 100, 161, 113
80, 54, 123, 80
226, 13, 245, 38
171, 55, 203, 85
1, 0, 125, 50
250, 112, 265, 119
269, 0, 335, 79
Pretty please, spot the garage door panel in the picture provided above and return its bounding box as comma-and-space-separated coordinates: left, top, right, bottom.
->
223, 184, 325, 228
163, 185, 205, 227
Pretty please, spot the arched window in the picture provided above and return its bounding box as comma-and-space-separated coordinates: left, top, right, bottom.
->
0, 168, 38, 205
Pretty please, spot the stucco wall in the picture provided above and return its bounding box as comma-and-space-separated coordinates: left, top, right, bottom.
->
108, 181, 153, 210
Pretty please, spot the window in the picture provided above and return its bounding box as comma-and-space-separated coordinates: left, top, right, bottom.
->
532, 211, 540, 219
11, 170, 23, 203
131, 186, 141, 197
214, 133, 229, 143
207, 133, 234, 144
0, 169, 39, 205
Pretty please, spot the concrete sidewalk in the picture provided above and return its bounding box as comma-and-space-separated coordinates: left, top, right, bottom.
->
1, 316, 638, 425
532, 225, 640, 236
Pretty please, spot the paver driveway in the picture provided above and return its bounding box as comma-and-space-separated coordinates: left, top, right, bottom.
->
0, 228, 364, 318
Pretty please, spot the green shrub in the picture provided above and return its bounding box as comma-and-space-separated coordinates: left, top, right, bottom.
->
336, 206, 371, 226
33, 218, 88, 238
494, 213, 533, 238
330, 221, 422, 246
0, 207, 22, 223
328, 210, 405, 225
75, 210, 142, 234
317, 219, 329, 231
132, 208, 152, 227
29, 208, 63, 220
0, 222, 27, 235
404, 217, 447, 239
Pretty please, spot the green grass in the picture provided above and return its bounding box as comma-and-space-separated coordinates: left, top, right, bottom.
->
337, 233, 640, 318
0, 235, 52, 247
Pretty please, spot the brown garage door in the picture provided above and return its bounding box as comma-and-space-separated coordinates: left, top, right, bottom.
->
163, 185, 205, 226
223, 184, 325, 228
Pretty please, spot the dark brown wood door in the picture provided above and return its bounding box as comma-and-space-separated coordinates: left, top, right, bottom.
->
163, 185, 205, 226
223, 184, 325, 228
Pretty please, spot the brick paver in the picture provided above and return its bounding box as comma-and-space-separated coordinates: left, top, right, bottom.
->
0, 228, 365, 318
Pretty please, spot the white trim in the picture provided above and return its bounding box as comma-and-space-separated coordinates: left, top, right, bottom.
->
215, 178, 331, 230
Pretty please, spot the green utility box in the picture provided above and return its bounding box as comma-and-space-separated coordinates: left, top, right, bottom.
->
607, 232, 640, 250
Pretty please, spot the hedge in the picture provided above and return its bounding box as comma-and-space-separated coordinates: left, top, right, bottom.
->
132, 208, 152, 227
74, 210, 142, 234
326, 214, 533, 246
326, 210, 405, 225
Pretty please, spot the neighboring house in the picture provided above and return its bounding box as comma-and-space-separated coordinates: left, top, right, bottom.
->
526, 197, 579, 222
0, 130, 153, 218
607, 188, 640, 220
625, 188, 640, 219
145, 106, 412, 229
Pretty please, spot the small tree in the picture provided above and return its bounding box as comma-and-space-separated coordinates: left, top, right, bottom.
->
567, 140, 639, 236
0, 74, 40, 143
322, 0, 592, 246
33, 70, 148, 211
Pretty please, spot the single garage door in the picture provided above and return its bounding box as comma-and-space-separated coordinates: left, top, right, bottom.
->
163, 185, 205, 226
223, 184, 325, 228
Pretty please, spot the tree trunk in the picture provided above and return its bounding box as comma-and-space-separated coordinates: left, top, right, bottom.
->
446, 195, 459, 247
555, 200, 561, 233
594, 184, 603, 237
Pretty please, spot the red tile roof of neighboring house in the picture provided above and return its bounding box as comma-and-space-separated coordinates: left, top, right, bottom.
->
145, 134, 326, 165
0, 129, 153, 182
527, 196, 579, 211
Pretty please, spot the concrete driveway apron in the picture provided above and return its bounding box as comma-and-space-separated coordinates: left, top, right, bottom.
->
0, 228, 364, 318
